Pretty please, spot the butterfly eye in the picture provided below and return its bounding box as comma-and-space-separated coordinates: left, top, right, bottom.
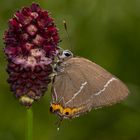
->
62, 50, 73, 58
64, 52, 71, 57
59, 50, 73, 59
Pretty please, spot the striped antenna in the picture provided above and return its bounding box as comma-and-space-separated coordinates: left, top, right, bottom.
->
63, 20, 73, 51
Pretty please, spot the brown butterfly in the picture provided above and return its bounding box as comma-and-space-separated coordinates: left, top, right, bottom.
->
50, 50, 129, 120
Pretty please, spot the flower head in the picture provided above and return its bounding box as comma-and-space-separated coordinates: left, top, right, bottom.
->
3, 3, 60, 107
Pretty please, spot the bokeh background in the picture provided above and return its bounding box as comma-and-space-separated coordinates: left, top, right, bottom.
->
0, 0, 140, 140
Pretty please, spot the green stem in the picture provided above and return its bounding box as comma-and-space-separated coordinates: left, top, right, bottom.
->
26, 108, 33, 140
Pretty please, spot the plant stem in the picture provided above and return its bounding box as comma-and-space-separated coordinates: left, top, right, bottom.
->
26, 108, 33, 140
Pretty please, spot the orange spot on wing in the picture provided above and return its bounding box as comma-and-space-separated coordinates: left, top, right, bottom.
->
51, 103, 82, 116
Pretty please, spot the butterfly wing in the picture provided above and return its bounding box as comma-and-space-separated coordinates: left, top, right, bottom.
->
52, 57, 129, 116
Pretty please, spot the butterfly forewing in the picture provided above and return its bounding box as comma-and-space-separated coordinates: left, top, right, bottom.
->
52, 57, 129, 117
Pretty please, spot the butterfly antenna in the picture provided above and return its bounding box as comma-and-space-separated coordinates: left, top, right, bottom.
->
63, 20, 73, 51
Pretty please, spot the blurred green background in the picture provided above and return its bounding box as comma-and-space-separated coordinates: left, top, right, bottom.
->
0, 0, 140, 140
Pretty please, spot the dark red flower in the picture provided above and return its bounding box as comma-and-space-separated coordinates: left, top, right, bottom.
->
3, 3, 60, 107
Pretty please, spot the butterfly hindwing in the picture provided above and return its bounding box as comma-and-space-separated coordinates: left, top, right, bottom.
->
51, 57, 129, 118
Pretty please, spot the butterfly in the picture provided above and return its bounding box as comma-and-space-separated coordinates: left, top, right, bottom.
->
49, 50, 129, 120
